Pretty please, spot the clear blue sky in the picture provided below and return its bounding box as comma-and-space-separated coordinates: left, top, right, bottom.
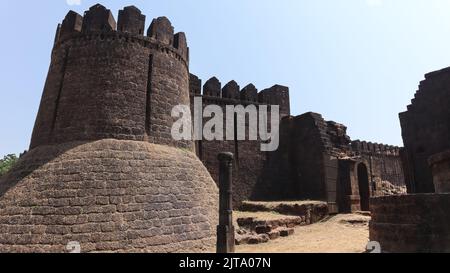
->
1, 0, 450, 156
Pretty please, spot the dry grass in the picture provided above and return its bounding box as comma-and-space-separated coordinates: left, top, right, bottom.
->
236, 214, 370, 253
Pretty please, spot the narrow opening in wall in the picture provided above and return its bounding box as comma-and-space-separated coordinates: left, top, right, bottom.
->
234, 113, 239, 166
357, 163, 370, 211
145, 54, 153, 136
198, 140, 203, 161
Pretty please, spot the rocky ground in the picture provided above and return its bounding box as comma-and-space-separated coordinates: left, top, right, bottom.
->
236, 213, 371, 253
379, 181, 407, 195
233, 201, 330, 246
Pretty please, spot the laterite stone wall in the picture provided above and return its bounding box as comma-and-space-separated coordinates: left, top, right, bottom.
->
370, 194, 450, 253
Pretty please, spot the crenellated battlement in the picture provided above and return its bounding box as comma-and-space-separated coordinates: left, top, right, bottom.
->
117, 6, 145, 35
241, 84, 258, 102
82, 4, 117, 33
222, 80, 240, 100
189, 74, 291, 116
59, 11, 83, 40
203, 77, 222, 97
55, 30, 189, 67
148, 16, 174, 45
259, 85, 290, 117
351, 140, 401, 156
53, 4, 189, 64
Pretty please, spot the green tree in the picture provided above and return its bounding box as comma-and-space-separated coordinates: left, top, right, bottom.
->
0, 154, 18, 177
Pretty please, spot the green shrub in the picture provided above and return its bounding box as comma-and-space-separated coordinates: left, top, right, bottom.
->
0, 154, 18, 177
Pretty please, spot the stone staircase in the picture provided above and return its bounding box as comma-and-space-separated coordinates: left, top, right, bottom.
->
235, 216, 299, 245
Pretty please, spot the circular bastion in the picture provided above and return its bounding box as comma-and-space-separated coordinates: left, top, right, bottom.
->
0, 4, 218, 253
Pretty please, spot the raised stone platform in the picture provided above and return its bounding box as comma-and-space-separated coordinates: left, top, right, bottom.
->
233, 211, 300, 245
239, 201, 329, 224
370, 194, 450, 253
0, 139, 218, 253
233, 201, 328, 245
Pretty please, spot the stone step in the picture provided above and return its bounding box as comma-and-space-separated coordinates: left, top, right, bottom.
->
279, 228, 295, 237
235, 227, 295, 245
239, 201, 329, 224
237, 216, 304, 231
255, 224, 273, 234
235, 234, 270, 245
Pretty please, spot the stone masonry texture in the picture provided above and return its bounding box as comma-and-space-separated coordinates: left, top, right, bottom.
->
189, 75, 406, 212
0, 2, 429, 252
370, 194, 450, 253
399, 67, 450, 193
31, 4, 192, 151
369, 66, 450, 253
0, 4, 218, 253
0, 140, 218, 253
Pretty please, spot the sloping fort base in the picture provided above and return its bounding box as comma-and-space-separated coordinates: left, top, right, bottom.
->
0, 139, 218, 253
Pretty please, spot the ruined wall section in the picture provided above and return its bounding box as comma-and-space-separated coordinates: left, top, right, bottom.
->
31, 5, 192, 151
255, 117, 295, 200
351, 141, 406, 196
0, 140, 218, 253
189, 74, 290, 206
286, 113, 331, 200
399, 67, 450, 193
284, 113, 352, 213
284, 113, 406, 213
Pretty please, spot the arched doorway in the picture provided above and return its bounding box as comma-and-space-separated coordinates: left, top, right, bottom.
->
357, 163, 370, 211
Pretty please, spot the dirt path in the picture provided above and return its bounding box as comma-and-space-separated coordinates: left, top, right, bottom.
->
236, 214, 370, 253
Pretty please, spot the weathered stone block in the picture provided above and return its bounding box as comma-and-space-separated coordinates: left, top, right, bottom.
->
279, 228, 295, 237
255, 225, 272, 234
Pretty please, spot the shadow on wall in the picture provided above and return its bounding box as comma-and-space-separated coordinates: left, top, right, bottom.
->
357, 163, 370, 211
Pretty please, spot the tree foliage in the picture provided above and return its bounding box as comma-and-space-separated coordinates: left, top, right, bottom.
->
0, 154, 18, 177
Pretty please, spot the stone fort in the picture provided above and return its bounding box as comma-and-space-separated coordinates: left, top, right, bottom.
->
190, 75, 406, 213
0, 4, 447, 253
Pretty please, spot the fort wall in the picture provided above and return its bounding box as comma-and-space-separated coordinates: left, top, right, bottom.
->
369, 66, 450, 253
189, 74, 290, 206
351, 140, 406, 195
31, 5, 192, 151
0, 4, 218, 253
399, 67, 450, 193
269, 113, 406, 213
189, 76, 407, 211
